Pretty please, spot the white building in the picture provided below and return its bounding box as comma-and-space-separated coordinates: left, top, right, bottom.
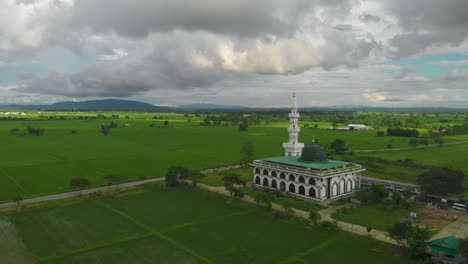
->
347, 124, 373, 130
252, 93, 366, 201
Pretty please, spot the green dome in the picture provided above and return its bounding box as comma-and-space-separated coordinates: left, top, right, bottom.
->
299, 142, 328, 163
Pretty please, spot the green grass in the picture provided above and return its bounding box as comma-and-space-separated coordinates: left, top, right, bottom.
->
198, 167, 252, 187
0, 115, 452, 203
359, 143, 468, 185
9, 185, 420, 263
240, 187, 327, 212
332, 204, 422, 231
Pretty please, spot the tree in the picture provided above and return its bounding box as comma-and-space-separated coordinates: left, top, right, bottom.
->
239, 119, 248, 131
330, 139, 347, 154
240, 141, 254, 164
101, 125, 110, 136
164, 120, 169, 125
165, 166, 190, 187
223, 173, 246, 187
417, 167, 464, 196
391, 191, 404, 205
409, 138, 418, 147
459, 238, 468, 260
70, 178, 91, 189
434, 136, 444, 145
308, 210, 321, 225
253, 191, 276, 209
355, 184, 388, 204
388, 222, 430, 258
376, 131, 385, 137
225, 185, 244, 198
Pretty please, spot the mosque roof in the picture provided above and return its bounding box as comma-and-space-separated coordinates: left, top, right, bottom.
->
260, 156, 350, 170
428, 236, 459, 256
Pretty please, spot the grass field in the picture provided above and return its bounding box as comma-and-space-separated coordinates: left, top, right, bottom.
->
360, 143, 468, 176
198, 167, 253, 187
331, 204, 422, 231
6, 185, 420, 264
0, 114, 449, 203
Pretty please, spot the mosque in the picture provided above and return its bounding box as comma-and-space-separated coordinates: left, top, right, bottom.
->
252, 93, 365, 201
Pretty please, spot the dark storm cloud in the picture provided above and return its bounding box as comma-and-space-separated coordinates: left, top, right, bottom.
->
68, 0, 313, 38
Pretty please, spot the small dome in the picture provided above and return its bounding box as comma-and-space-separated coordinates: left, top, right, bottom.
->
299, 142, 327, 163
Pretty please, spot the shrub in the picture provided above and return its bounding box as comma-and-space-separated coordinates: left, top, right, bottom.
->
70, 178, 91, 189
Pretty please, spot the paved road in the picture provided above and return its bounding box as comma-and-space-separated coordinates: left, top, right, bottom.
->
347, 140, 468, 153
0, 178, 164, 209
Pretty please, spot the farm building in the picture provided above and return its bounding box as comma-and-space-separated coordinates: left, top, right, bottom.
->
425, 236, 463, 264
252, 93, 365, 201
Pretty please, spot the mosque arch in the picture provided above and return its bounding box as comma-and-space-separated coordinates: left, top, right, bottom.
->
255, 168, 261, 174
289, 183, 296, 193
309, 188, 316, 198
262, 169, 269, 176
280, 181, 286, 191
298, 185, 305, 195
339, 179, 345, 194
271, 171, 277, 178
308, 178, 316, 185
332, 183, 338, 196
288, 174, 295, 181
271, 179, 278, 189
255, 176, 261, 185
262, 178, 269, 186
346, 180, 352, 193
279, 172, 286, 179
298, 176, 305, 183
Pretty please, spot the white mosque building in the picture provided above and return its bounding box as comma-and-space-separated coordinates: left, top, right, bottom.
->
252, 93, 365, 202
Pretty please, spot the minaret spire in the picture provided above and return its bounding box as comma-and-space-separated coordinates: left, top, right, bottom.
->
282, 92, 304, 156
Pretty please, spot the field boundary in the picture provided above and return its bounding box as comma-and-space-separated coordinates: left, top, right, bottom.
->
348, 140, 468, 153
96, 200, 213, 264
276, 238, 337, 264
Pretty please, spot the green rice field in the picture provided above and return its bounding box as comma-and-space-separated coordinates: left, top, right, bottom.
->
4, 185, 421, 264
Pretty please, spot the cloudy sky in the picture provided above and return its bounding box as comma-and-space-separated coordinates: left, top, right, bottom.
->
1, 0, 468, 107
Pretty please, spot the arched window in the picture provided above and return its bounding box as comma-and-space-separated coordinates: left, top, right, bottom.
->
280, 181, 286, 191
255, 168, 261, 174
289, 183, 296, 193
346, 180, 352, 193
309, 188, 316, 198
339, 179, 345, 194
308, 178, 316, 185
279, 173, 286, 179
262, 169, 269, 176
271, 179, 278, 189
271, 171, 277, 178
288, 174, 295, 181
255, 176, 260, 185
298, 185, 305, 195
263, 178, 269, 186
298, 176, 305, 183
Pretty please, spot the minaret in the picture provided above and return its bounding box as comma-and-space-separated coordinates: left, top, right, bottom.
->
282, 92, 304, 156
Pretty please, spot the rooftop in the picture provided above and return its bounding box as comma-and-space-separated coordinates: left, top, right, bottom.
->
260, 156, 351, 170
428, 236, 459, 255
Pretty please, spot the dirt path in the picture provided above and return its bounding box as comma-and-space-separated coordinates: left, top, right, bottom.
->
0, 178, 164, 210
431, 212, 468, 240
194, 182, 396, 245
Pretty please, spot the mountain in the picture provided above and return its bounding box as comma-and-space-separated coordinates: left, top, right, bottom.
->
0, 99, 167, 111
176, 103, 250, 110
